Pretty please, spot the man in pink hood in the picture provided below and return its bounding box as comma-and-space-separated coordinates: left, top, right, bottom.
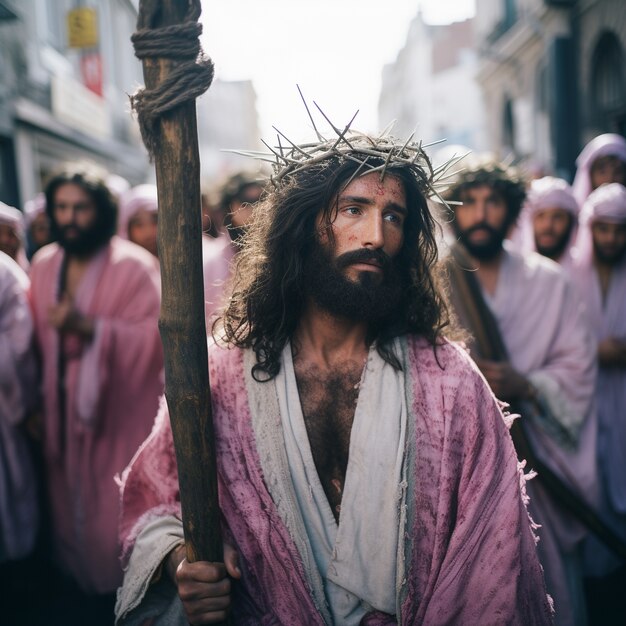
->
572, 134, 626, 206
516, 176, 580, 272
570, 183, 626, 622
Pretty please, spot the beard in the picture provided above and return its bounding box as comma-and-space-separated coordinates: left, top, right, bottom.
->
535, 230, 574, 261
534, 217, 575, 261
303, 241, 404, 323
452, 220, 508, 261
593, 239, 626, 266
53, 220, 111, 257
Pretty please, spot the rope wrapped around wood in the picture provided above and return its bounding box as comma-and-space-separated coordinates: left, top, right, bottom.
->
130, 0, 214, 158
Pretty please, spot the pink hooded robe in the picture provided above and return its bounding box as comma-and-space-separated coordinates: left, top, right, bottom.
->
514, 176, 580, 272
116, 337, 552, 625
444, 242, 598, 626
0, 252, 38, 562
571, 134, 626, 207
29, 237, 164, 593
202, 233, 235, 326
0, 201, 29, 272
570, 183, 626, 575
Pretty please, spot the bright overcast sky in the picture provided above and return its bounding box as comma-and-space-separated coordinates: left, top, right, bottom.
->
200, 0, 476, 143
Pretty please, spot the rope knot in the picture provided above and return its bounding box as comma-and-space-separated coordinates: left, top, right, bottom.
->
130, 5, 214, 160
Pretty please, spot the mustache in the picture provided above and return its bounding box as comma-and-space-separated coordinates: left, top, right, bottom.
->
334, 248, 392, 271
58, 223, 84, 235
462, 222, 501, 237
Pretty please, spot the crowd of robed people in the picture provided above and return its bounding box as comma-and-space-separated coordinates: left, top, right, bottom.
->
0, 130, 624, 626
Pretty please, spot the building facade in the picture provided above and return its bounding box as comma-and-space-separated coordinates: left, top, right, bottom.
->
378, 12, 486, 156
475, 0, 626, 179
0, 0, 148, 209
196, 78, 262, 187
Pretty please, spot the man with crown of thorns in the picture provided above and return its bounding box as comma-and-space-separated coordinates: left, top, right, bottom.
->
115, 109, 553, 625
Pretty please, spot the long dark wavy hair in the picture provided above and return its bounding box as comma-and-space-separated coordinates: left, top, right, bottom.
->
445, 162, 527, 224
45, 169, 118, 243
215, 152, 450, 381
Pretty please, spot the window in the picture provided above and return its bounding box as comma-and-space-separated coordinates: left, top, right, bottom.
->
591, 31, 626, 132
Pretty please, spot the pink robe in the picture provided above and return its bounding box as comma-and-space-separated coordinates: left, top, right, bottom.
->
118, 337, 552, 625
29, 237, 164, 593
454, 246, 597, 626
202, 233, 235, 326
0, 252, 38, 562
571, 255, 626, 576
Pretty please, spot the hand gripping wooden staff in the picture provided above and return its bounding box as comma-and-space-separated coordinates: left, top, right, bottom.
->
131, 0, 226, 610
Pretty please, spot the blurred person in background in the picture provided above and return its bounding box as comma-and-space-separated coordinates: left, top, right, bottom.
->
28, 169, 163, 625
0, 201, 29, 271
24, 193, 52, 260
515, 176, 580, 272
0, 250, 39, 619
443, 161, 598, 626
118, 184, 159, 259
202, 170, 265, 325
570, 183, 626, 625
572, 134, 626, 207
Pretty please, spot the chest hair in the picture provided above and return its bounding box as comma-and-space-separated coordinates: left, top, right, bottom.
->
293, 357, 364, 522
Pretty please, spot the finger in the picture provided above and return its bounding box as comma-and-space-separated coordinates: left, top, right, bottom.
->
178, 578, 231, 602
223, 544, 241, 579
187, 608, 229, 625
178, 560, 227, 584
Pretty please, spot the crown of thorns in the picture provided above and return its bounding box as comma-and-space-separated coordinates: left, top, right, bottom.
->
226, 87, 466, 206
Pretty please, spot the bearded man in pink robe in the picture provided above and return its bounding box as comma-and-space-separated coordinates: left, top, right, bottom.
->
29, 170, 164, 617
515, 176, 580, 272
570, 183, 626, 621
442, 162, 598, 626
116, 133, 552, 626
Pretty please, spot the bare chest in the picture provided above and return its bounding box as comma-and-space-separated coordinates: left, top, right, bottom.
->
63, 260, 89, 300
293, 357, 365, 521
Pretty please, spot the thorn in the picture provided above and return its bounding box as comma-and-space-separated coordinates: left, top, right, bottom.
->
331, 109, 359, 151
379, 147, 394, 182
344, 156, 371, 187
297, 84, 325, 142
260, 138, 284, 165
272, 125, 313, 159
379, 119, 397, 137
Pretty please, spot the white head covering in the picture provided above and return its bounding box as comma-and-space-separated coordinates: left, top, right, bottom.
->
572, 134, 626, 206
117, 184, 158, 238
23, 193, 46, 228
0, 201, 29, 270
525, 176, 579, 216
0, 201, 25, 239
106, 174, 131, 203
514, 177, 579, 260
574, 182, 626, 264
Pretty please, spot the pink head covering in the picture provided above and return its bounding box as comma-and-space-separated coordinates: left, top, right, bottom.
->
572, 134, 626, 205
525, 176, 579, 216
117, 184, 158, 238
515, 176, 579, 257
0, 202, 29, 270
574, 182, 626, 264
23, 193, 46, 227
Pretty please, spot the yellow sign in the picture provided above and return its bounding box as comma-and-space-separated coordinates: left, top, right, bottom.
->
67, 8, 98, 49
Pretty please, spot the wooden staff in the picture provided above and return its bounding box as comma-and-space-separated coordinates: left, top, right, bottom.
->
132, 0, 222, 571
